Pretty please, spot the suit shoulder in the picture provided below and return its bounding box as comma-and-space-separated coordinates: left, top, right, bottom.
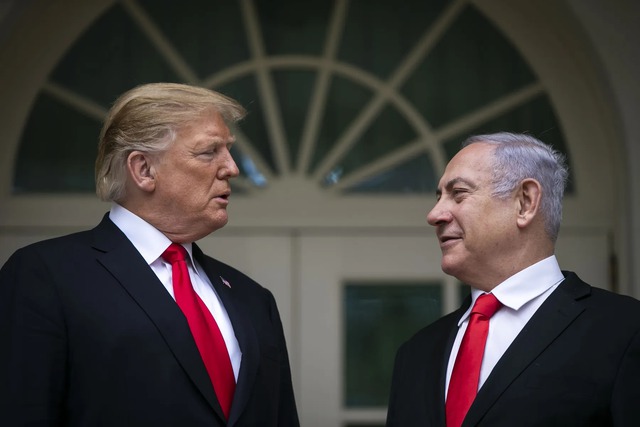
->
562, 271, 640, 323
588, 286, 640, 321
3, 229, 93, 266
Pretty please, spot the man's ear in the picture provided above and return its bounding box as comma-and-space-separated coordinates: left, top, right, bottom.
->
127, 151, 156, 193
516, 178, 542, 229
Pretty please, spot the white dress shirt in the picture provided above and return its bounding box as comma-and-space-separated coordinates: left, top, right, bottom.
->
445, 255, 565, 397
109, 203, 242, 380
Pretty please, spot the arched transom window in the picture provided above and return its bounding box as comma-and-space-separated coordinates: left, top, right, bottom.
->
14, 0, 572, 196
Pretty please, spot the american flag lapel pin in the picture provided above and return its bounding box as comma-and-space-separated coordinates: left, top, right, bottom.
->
220, 276, 231, 288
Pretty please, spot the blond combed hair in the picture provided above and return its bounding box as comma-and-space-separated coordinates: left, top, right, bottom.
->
95, 82, 246, 202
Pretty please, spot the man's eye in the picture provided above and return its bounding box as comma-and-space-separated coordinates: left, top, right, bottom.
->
452, 189, 467, 199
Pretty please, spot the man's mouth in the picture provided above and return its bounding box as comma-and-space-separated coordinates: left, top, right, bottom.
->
215, 191, 231, 202
439, 234, 461, 246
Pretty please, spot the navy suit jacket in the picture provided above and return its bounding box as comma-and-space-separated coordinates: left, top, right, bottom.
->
386, 272, 640, 427
0, 214, 299, 426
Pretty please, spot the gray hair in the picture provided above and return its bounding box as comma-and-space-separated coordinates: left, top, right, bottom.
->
462, 132, 569, 242
95, 82, 246, 202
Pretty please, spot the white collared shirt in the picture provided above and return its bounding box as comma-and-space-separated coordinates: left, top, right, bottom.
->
109, 203, 241, 380
445, 256, 565, 397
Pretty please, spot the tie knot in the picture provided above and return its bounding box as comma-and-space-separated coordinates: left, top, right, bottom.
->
471, 293, 502, 318
162, 243, 188, 265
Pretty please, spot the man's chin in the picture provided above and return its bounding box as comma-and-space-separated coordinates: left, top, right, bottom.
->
441, 258, 462, 278
206, 214, 229, 232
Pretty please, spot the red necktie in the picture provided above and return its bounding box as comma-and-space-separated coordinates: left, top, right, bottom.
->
162, 243, 236, 419
446, 293, 502, 427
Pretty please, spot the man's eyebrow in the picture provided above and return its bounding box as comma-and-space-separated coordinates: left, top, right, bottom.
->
436, 177, 477, 195
197, 136, 236, 147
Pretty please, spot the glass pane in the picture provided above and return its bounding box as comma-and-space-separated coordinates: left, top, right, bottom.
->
344, 282, 442, 408
272, 70, 316, 167
330, 106, 418, 185
401, 5, 536, 129
50, 3, 181, 107
256, 0, 331, 55
344, 152, 437, 194
138, 0, 249, 78
312, 76, 373, 172
13, 93, 100, 193
339, 0, 451, 79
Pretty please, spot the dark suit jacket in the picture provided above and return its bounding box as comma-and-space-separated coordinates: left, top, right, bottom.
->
0, 214, 299, 427
386, 272, 640, 427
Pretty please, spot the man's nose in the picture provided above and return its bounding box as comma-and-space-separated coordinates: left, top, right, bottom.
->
219, 152, 240, 179
426, 201, 451, 226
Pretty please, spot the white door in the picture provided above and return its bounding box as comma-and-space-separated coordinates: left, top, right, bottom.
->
196, 229, 455, 426
297, 230, 458, 427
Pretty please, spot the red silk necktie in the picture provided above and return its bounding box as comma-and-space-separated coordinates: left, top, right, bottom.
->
446, 293, 502, 427
162, 243, 235, 419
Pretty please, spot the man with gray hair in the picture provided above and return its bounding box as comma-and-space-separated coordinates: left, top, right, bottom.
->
386, 132, 640, 426
0, 83, 299, 427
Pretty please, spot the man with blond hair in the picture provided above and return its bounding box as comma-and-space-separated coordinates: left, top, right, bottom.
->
0, 83, 299, 427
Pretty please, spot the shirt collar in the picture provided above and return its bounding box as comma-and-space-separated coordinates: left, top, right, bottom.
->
458, 255, 564, 326
109, 203, 196, 267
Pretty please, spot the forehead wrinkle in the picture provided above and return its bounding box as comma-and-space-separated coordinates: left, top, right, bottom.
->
192, 131, 236, 148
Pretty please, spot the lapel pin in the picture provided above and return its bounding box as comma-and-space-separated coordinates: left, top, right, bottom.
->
220, 276, 231, 288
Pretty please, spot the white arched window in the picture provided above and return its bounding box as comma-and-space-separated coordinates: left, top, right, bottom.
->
14, 0, 570, 199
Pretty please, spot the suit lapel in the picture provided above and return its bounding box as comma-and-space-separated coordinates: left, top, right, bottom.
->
90, 216, 224, 419
431, 301, 471, 427
194, 244, 260, 427
463, 275, 590, 426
